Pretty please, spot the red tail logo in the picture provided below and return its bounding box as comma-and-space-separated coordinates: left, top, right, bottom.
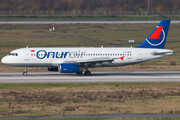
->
149, 26, 164, 39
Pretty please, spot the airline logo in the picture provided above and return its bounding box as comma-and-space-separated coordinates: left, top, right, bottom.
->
36, 50, 85, 59
146, 26, 165, 46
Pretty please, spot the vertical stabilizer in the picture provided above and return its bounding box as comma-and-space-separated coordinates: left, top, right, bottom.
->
137, 20, 171, 49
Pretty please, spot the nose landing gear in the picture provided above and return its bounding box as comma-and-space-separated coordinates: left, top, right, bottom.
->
23, 67, 27, 76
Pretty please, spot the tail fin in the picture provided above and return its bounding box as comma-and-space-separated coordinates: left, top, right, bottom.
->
137, 20, 171, 49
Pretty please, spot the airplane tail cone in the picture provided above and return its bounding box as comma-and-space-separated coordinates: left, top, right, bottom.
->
137, 20, 171, 49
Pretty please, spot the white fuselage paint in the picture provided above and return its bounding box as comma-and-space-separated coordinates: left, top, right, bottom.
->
1, 47, 173, 68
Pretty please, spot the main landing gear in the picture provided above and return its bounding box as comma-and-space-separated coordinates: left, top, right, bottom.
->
84, 71, 91, 76
23, 67, 27, 76
84, 67, 91, 76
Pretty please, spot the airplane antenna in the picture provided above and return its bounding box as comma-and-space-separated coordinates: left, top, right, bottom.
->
101, 45, 103, 48
26, 46, 28, 48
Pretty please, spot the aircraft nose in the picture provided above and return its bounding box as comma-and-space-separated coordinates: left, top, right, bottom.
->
1, 57, 5, 64
1, 56, 8, 64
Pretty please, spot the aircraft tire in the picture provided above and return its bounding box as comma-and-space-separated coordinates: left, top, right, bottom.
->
23, 72, 27, 76
84, 71, 91, 76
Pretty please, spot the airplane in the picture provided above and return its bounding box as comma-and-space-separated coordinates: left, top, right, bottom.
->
1, 20, 174, 76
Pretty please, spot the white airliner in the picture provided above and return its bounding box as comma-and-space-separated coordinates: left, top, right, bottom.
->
1, 20, 174, 76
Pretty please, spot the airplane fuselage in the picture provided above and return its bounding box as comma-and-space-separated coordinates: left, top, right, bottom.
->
2, 47, 173, 68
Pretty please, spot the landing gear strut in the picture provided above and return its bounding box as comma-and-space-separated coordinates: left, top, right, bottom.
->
23, 67, 27, 76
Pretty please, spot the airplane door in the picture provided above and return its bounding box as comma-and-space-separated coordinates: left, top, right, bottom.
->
137, 50, 142, 60
24, 49, 30, 61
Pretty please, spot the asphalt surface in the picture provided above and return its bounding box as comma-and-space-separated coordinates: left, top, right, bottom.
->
1, 114, 180, 119
0, 21, 180, 24
0, 71, 180, 83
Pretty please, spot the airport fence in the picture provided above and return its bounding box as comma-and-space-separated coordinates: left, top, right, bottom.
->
1, 10, 180, 16
0, 10, 180, 16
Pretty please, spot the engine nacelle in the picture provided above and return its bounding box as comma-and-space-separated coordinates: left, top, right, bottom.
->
59, 63, 83, 73
47, 67, 58, 71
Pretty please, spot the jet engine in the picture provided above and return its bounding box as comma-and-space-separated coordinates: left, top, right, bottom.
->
59, 63, 83, 73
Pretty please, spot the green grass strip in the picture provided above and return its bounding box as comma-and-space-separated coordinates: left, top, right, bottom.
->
0, 82, 179, 89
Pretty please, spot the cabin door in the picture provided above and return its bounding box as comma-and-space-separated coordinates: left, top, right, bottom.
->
24, 49, 30, 61
137, 50, 142, 60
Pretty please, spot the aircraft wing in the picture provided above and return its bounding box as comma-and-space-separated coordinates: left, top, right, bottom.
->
63, 57, 114, 65
77, 57, 114, 63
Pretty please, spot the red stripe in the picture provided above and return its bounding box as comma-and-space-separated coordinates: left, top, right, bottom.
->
31, 50, 35, 52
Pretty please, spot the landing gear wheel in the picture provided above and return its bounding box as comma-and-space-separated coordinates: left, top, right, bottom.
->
84, 71, 91, 76
76, 71, 83, 75
23, 67, 27, 76
23, 72, 27, 76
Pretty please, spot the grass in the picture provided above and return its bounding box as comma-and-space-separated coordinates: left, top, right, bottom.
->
0, 23, 180, 72
1, 15, 180, 21
2, 118, 180, 120
0, 82, 175, 89
1, 82, 180, 117
2, 117, 180, 120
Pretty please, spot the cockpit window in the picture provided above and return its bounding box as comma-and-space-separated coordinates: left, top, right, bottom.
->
8, 53, 18, 56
